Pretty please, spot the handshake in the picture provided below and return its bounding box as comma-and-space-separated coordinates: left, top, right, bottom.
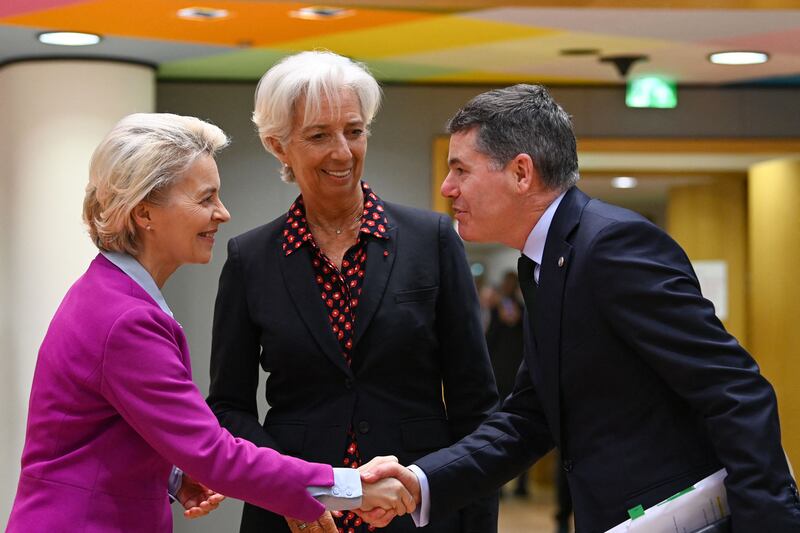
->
286, 455, 421, 533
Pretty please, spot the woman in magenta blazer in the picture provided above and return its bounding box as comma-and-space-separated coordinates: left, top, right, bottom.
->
6, 113, 413, 533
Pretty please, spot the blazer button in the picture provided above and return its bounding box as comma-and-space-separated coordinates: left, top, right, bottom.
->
562, 459, 574, 473
358, 420, 370, 434
345, 378, 354, 390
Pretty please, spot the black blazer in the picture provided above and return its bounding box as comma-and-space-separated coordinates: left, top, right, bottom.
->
416, 187, 800, 532
208, 201, 499, 533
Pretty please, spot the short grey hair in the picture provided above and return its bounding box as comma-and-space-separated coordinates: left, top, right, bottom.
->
252, 50, 382, 182
83, 112, 229, 255
447, 84, 579, 191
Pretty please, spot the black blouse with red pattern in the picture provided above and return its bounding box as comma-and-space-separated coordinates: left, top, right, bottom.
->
281, 182, 388, 533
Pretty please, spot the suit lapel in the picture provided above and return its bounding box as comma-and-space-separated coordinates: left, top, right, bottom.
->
278, 242, 353, 377
534, 240, 572, 447
352, 226, 398, 348
532, 187, 589, 447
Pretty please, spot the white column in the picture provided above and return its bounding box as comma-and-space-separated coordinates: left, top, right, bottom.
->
0, 60, 154, 522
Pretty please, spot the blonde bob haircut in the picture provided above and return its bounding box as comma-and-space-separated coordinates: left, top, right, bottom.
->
83, 112, 229, 255
252, 50, 382, 182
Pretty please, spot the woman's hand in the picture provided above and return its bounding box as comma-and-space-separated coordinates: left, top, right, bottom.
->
176, 472, 225, 519
285, 511, 338, 533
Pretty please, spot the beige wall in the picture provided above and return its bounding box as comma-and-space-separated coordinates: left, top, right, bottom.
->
748, 158, 800, 470
667, 176, 749, 345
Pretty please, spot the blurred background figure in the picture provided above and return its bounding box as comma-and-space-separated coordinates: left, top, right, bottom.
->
473, 273, 495, 334
485, 271, 528, 498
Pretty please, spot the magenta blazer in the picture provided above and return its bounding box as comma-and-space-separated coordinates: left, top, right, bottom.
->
7, 254, 333, 532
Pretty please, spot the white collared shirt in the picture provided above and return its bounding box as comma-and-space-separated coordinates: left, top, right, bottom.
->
521, 190, 567, 283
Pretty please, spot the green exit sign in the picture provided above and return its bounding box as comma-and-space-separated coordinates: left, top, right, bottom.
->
626, 77, 677, 108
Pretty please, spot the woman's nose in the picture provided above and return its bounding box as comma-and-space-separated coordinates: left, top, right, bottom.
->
330, 133, 352, 160
214, 200, 231, 222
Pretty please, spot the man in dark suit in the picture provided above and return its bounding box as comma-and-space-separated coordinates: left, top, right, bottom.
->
361, 84, 800, 532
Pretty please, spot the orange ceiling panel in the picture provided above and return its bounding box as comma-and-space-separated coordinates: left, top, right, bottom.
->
2, 0, 433, 47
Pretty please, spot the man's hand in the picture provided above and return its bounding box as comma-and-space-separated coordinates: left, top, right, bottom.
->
176, 472, 225, 519
359, 455, 400, 472
361, 461, 421, 505
362, 477, 415, 514
356, 457, 422, 528
286, 511, 338, 533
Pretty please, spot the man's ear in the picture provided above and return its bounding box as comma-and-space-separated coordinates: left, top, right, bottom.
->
132, 202, 152, 231
511, 153, 541, 194
265, 136, 287, 163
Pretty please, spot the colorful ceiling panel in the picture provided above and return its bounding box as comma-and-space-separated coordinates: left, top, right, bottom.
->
1, 1, 798, 86
2, 1, 432, 47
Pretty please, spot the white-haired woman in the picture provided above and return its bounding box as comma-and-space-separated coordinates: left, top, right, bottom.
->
7, 113, 413, 533
208, 51, 499, 533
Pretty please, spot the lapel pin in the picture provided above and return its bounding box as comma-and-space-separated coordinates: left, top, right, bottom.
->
383, 250, 389, 257
558, 256, 565, 267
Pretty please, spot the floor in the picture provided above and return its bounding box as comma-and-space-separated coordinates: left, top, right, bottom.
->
497, 484, 571, 533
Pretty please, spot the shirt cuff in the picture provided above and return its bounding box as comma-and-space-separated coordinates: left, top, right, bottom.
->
168, 466, 183, 503
407, 464, 430, 527
307, 467, 362, 510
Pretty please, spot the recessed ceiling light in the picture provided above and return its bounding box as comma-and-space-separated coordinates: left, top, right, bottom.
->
611, 176, 638, 189
38, 31, 101, 46
289, 6, 354, 20
177, 7, 229, 20
709, 51, 769, 65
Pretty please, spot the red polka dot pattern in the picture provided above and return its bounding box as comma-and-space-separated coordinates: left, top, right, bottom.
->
281, 182, 388, 533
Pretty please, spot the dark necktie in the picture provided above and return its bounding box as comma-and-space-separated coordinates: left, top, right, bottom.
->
517, 255, 538, 315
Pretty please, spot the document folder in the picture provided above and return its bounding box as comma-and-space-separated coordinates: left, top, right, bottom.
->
692, 517, 731, 533
605, 469, 728, 533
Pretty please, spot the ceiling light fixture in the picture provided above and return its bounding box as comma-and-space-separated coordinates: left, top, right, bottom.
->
708, 51, 769, 65
38, 31, 101, 46
177, 7, 229, 20
559, 48, 600, 56
289, 6, 354, 20
611, 176, 638, 189
600, 54, 649, 78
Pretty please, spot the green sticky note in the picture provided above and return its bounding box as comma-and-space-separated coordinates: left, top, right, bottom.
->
627, 505, 645, 520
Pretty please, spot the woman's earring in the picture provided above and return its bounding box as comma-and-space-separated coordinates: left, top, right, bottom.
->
146, 225, 152, 231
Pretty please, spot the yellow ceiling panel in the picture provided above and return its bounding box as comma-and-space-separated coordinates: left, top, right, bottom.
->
2, 0, 433, 47
274, 15, 556, 58
417, 69, 603, 85
384, 30, 675, 73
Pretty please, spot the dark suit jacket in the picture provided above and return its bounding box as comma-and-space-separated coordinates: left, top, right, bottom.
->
415, 187, 800, 532
208, 201, 499, 533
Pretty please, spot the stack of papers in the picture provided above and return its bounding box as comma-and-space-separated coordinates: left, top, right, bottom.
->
605, 469, 729, 533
